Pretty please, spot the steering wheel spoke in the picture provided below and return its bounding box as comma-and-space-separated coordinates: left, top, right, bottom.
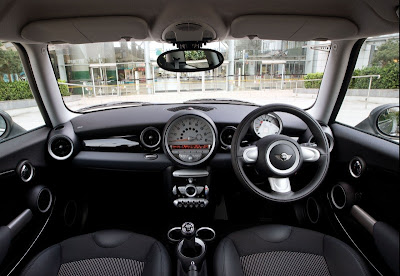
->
231, 104, 330, 202
241, 146, 258, 164
268, 177, 291, 193
301, 146, 321, 162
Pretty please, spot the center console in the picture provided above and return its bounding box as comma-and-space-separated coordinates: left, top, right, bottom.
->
168, 222, 215, 276
164, 166, 215, 275
169, 169, 210, 209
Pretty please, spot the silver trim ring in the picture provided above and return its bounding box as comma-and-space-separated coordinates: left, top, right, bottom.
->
164, 114, 217, 166
349, 157, 363, 178
177, 237, 206, 258
20, 161, 35, 183
185, 184, 197, 197
48, 135, 74, 161
253, 113, 282, 138
37, 188, 53, 213
196, 227, 216, 242
266, 140, 300, 175
167, 227, 182, 242
220, 126, 237, 147
331, 184, 346, 210
140, 127, 161, 148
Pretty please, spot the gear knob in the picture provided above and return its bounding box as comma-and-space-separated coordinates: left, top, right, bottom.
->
181, 222, 195, 238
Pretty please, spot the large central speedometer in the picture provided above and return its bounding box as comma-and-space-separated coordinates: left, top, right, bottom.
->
164, 112, 217, 165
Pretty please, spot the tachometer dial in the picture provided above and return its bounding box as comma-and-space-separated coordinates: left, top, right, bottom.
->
164, 114, 217, 165
253, 113, 282, 138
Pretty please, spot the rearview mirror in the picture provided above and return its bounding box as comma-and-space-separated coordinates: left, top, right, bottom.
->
157, 49, 224, 72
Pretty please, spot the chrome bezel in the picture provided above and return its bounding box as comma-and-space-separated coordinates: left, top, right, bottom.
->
164, 114, 217, 166
349, 157, 364, 178
266, 140, 300, 175
48, 135, 74, 161
140, 126, 161, 148
19, 161, 35, 183
253, 113, 282, 138
220, 126, 237, 147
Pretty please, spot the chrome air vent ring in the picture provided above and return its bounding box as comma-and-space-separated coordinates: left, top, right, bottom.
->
140, 127, 161, 148
48, 135, 74, 160
220, 126, 236, 147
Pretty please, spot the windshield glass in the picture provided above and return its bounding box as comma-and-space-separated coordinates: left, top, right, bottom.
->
48, 40, 330, 112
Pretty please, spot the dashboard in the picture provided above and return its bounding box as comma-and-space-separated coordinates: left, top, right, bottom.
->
45, 103, 333, 171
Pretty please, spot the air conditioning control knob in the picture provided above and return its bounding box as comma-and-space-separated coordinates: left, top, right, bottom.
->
185, 184, 197, 197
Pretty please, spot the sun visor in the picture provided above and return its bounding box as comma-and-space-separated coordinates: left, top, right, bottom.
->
230, 15, 358, 41
21, 16, 149, 44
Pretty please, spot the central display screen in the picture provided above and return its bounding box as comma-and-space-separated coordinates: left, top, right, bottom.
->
171, 145, 210, 150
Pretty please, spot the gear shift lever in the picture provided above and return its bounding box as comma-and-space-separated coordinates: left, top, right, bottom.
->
181, 222, 196, 256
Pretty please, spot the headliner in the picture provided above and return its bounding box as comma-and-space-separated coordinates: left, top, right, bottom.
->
0, 0, 398, 43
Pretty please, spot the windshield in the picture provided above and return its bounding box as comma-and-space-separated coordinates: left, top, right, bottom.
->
48, 40, 330, 112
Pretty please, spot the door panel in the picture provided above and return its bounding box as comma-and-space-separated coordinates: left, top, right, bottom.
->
0, 127, 53, 275
327, 123, 399, 275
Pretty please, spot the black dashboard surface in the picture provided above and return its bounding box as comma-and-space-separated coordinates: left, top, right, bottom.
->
70, 103, 307, 139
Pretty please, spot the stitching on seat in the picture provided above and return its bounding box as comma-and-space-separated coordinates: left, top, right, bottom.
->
226, 237, 245, 276
322, 235, 333, 276
323, 235, 370, 276
247, 226, 293, 244
154, 241, 165, 276
21, 244, 61, 276
91, 231, 134, 248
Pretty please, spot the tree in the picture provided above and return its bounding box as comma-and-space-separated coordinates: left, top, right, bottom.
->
184, 50, 206, 61
371, 39, 399, 67
0, 45, 23, 82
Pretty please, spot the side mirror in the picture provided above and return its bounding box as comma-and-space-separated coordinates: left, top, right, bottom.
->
0, 110, 12, 140
355, 104, 399, 141
157, 49, 224, 72
377, 106, 399, 138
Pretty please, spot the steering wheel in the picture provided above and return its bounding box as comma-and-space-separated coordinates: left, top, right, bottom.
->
231, 104, 330, 202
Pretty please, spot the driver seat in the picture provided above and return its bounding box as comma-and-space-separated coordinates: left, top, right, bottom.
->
214, 224, 371, 276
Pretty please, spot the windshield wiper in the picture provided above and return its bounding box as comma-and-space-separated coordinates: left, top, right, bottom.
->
76, 101, 151, 112
184, 98, 258, 106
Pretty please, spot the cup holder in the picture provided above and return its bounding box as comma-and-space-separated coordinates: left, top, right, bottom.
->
177, 237, 206, 268
167, 227, 182, 243
196, 227, 216, 242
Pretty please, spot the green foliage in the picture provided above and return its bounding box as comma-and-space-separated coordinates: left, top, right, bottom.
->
0, 81, 32, 101
304, 72, 324, 88
0, 80, 70, 101
0, 46, 23, 82
350, 62, 399, 89
58, 80, 71, 96
372, 39, 399, 67
184, 50, 207, 61
304, 62, 399, 89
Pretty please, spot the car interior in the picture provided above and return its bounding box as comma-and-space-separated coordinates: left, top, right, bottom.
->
0, 0, 399, 275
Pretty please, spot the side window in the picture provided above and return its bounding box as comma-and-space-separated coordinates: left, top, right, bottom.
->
0, 42, 46, 141
336, 34, 399, 143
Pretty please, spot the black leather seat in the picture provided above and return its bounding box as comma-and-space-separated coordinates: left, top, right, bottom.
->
22, 229, 171, 276
214, 225, 371, 276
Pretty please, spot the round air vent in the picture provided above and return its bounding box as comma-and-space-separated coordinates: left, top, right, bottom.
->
18, 160, 35, 182
140, 127, 161, 148
220, 126, 236, 147
48, 135, 74, 160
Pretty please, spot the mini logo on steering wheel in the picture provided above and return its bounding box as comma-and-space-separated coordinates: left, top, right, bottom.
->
275, 152, 292, 161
